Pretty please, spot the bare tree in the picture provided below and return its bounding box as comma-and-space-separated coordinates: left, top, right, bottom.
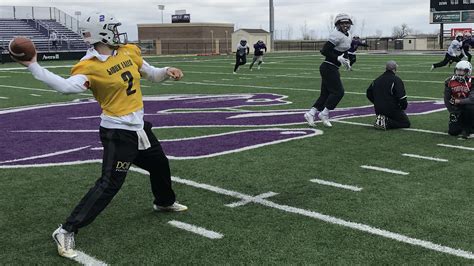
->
359, 18, 366, 37
326, 14, 335, 34
392, 23, 412, 38
301, 20, 310, 40
286, 24, 293, 40
375, 29, 383, 38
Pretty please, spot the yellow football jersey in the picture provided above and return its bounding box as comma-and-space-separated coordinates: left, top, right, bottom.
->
71, 44, 144, 116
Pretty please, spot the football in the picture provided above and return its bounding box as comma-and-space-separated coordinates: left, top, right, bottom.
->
8, 37, 36, 61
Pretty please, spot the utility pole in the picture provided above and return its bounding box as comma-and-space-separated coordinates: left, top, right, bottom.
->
269, 0, 274, 51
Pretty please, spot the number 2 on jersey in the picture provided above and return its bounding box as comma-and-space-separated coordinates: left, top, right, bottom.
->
121, 71, 136, 96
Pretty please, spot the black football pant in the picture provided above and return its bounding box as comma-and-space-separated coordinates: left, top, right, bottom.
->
313, 62, 344, 111
433, 53, 460, 68
62, 121, 176, 233
377, 109, 411, 129
448, 106, 474, 136
234, 54, 247, 72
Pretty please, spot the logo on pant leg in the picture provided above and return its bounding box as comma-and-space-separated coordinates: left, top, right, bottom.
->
115, 161, 131, 172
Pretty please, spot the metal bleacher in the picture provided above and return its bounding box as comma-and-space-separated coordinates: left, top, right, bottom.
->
0, 18, 89, 52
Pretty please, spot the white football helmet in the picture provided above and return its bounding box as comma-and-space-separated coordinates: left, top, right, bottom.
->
454, 60, 472, 80
334, 13, 353, 26
455, 32, 463, 42
80, 12, 127, 46
464, 32, 472, 38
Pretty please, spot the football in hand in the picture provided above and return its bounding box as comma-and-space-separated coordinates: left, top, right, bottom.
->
9, 37, 36, 61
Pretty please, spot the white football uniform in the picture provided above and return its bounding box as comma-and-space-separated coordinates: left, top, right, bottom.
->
328, 30, 352, 53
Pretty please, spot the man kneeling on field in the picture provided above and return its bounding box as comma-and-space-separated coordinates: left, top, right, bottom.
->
444, 60, 474, 138
366, 61, 410, 130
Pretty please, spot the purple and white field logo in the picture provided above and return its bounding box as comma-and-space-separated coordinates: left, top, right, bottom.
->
0, 93, 445, 167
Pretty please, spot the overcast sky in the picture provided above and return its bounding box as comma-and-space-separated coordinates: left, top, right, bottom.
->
1, 0, 473, 40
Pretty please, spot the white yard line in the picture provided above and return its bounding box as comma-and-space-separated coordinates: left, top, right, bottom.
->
360, 165, 409, 175
179, 81, 440, 100
309, 179, 363, 192
74, 251, 108, 266
2, 161, 472, 260
437, 144, 474, 151
0, 146, 91, 164
0, 84, 91, 96
168, 220, 223, 239
126, 170, 472, 260
226, 191, 278, 207
335, 120, 449, 135
402, 153, 448, 162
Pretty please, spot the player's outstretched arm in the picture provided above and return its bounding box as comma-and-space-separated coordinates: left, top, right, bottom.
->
12, 54, 88, 94
140, 60, 183, 82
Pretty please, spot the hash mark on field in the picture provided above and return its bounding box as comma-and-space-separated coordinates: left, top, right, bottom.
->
360, 165, 409, 175
310, 178, 362, 192
402, 153, 448, 162
30, 94, 42, 97
0, 96, 9, 99
437, 143, 474, 151
226, 191, 278, 207
74, 250, 108, 266
168, 220, 223, 239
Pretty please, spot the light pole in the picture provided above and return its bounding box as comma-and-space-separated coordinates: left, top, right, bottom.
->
158, 5, 165, 23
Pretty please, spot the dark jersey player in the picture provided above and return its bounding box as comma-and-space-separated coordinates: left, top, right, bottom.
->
249, 40, 267, 70
344, 35, 368, 67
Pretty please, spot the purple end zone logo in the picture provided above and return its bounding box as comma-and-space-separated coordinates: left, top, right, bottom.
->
0, 93, 446, 167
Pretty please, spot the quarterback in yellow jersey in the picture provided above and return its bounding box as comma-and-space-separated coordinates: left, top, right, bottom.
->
14, 12, 187, 259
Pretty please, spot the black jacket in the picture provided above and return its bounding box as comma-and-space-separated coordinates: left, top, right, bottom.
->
366, 70, 408, 113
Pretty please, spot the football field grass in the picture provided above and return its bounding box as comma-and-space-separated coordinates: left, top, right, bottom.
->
0, 52, 473, 264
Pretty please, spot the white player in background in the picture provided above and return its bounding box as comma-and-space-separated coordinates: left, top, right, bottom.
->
304, 13, 352, 128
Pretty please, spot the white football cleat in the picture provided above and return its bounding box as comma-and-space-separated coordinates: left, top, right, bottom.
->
52, 225, 77, 258
318, 112, 332, 127
304, 112, 316, 127
153, 202, 188, 212
430, 65, 434, 71
257, 65, 261, 70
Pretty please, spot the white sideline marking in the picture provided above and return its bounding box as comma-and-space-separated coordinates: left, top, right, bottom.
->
168, 220, 223, 239
402, 153, 448, 162
74, 251, 108, 266
0, 146, 91, 164
226, 191, 278, 208
360, 165, 409, 176
437, 144, 474, 151
310, 179, 363, 192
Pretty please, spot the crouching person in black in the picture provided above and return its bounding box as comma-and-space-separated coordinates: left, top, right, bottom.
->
444, 60, 474, 138
366, 60, 410, 130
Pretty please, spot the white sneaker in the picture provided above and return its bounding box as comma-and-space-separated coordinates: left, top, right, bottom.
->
374, 115, 386, 130
153, 202, 188, 212
318, 112, 332, 127
52, 225, 77, 258
304, 112, 316, 127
